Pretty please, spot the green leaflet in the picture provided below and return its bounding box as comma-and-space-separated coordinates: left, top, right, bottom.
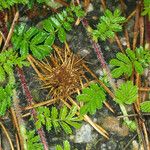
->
0, 0, 28, 10
92, 9, 125, 41
58, 27, 66, 43
110, 47, 150, 78
0, 48, 29, 116
0, 84, 13, 116
12, 5, 84, 60
12, 25, 52, 60
56, 140, 70, 150
26, 130, 43, 150
77, 83, 106, 115
0, 66, 5, 83
42, 5, 84, 43
0, 0, 62, 10
0, 48, 29, 84
115, 81, 138, 105
140, 101, 150, 112
141, 0, 150, 19
35, 106, 82, 134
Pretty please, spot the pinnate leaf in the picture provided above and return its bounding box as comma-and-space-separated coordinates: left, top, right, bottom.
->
77, 83, 106, 115
115, 81, 138, 104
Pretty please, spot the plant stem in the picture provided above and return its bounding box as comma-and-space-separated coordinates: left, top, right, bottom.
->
16, 66, 49, 150
81, 18, 116, 90
81, 18, 134, 129
145, 16, 150, 49
12, 89, 28, 150
2, 11, 19, 51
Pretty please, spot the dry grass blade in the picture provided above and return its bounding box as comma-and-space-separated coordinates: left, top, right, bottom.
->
132, 3, 140, 50
61, 97, 109, 139
2, 11, 19, 51
0, 122, 14, 150
84, 0, 90, 10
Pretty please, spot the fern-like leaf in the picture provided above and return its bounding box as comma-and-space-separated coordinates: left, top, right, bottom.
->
56, 140, 70, 150
12, 5, 84, 60
141, 0, 150, 19
35, 106, 82, 134
0, 48, 29, 116
26, 130, 43, 150
12, 25, 52, 60
0, 48, 29, 84
0, 0, 28, 10
77, 83, 106, 115
92, 9, 125, 41
110, 47, 150, 78
115, 81, 138, 105
0, 84, 13, 116
42, 5, 84, 43
140, 101, 150, 112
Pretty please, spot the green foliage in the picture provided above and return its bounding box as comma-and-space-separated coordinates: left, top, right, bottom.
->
12, 24, 52, 60
140, 101, 150, 112
110, 47, 150, 78
56, 140, 70, 150
115, 81, 138, 105
142, 0, 150, 19
42, 5, 84, 43
0, 0, 28, 10
124, 120, 137, 131
26, 130, 43, 150
12, 5, 84, 60
77, 83, 106, 115
0, 84, 13, 116
0, 48, 29, 116
135, 46, 150, 67
27, 0, 62, 9
92, 9, 125, 41
0, 48, 29, 84
35, 106, 82, 134
0, 48, 29, 83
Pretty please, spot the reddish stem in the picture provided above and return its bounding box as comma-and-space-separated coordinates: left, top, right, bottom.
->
145, 16, 150, 46
81, 18, 116, 90
81, 19, 109, 70
0, 11, 8, 38
16, 66, 49, 150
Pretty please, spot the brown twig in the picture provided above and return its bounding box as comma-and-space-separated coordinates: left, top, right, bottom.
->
145, 16, 150, 49
139, 16, 144, 46
135, 73, 141, 110
124, 29, 131, 49
84, 0, 90, 10
126, 10, 136, 22
10, 108, 24, 149
12, 90, 28, 150
0, 122, 14, 150
117, 113, 150, 118
55, 0, 69, 6
133, 3, 140, 50
119, 0, 131, 49
139, 87, 150, 92
82, 63, 115, 98
114, 34, 124, 53
15, 134, 20, 150
100, 0, 106, 10
2, 11, 19, 51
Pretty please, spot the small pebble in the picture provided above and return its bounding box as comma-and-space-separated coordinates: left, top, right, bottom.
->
74, 124, 98, 143
120, 37, 127, 46
101, 116, 129, 137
